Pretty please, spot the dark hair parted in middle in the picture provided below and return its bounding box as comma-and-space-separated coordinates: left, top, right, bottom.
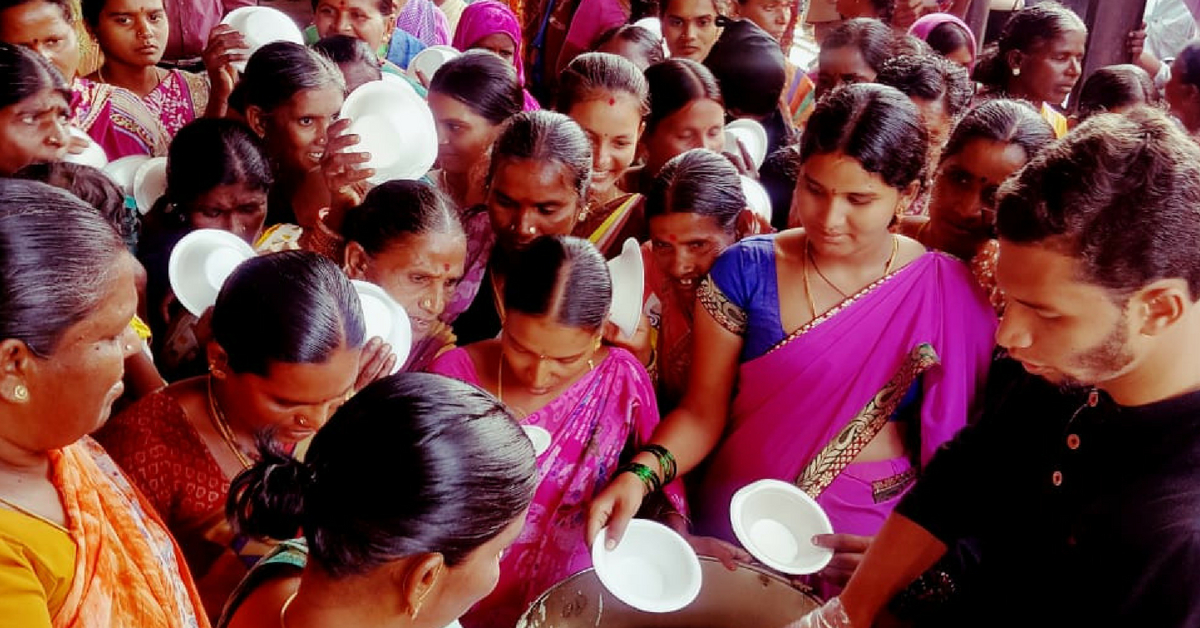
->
0, 179, 127, 357
996, 107, 1200, 300
341, 179, 464, 255
0, 41, 69, 110
503, 235, 611, 330
942, 98, 1054, 165
643, 58, 722, 134
1076, 64, 1161, 120
487, 110, 593, 201
165, 118, 273, 210
555, 52, 650, 116
211, 250, 366, 376
821, 18, 898, 77
429, 49, 524, 125
591, 24, 666, 68
228, 372, 538, 578
647, 148, 744, 233
800, 83, 929, 189
228, 41, 345, 114
877, 53, 974, 120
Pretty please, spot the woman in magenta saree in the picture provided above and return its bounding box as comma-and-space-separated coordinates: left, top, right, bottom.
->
691, 240, 996, 545
429, 236, 685, 628
587, 84, 996, 594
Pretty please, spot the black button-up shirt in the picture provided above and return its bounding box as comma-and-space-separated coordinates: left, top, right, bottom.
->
897, 359, 1200, 626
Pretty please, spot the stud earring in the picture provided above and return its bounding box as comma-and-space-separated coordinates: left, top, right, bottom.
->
1012, 67, 1021, 77
13, 385, 28, 402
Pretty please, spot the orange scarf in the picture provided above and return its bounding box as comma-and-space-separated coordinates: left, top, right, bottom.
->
50, 438, 210, 628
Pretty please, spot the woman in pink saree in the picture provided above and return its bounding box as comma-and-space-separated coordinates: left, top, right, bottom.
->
430, 236, 685, 628
451, 0, 541, 110
589, 84, 996, 594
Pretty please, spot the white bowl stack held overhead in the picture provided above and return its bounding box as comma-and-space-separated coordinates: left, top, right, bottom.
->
339, 80, 439, 185
220, 6, 305, 72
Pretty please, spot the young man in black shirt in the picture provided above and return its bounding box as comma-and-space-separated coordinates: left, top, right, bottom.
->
794, 108, 1200, 626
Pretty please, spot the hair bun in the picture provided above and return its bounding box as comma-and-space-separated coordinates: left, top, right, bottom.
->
227, 441, 314, 541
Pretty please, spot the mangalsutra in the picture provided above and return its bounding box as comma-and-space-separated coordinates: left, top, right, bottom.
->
803, 235, 899, 317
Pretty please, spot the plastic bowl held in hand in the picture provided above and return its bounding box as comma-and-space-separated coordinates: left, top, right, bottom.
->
724, 119, 769, 170
131, 156, 168, 215
407, 45, 461, 85
220, 7, 304, 72
740, 175, 772, 224
351, 280, 413, 373
340, 80, 438, 184
591, 519, 703, 613
103, 154, 151, 197
606, 237, 645, 339
168, 229, 256, 316
63, 127, 109, 169
729, 479, 834, 575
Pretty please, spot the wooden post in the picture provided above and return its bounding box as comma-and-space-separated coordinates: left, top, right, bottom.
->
965, 0, 990, 53
1079, 0, 1147, 78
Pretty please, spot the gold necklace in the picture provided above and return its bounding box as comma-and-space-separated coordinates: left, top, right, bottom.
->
206, 375, 253, 469
279, 591, 298, 628
802, 235, 899, 317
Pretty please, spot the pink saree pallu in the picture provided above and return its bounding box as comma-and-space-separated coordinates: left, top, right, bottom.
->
692, 253, 997, 547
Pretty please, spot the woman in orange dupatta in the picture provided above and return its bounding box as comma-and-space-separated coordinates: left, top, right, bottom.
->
0, 180, 207, 628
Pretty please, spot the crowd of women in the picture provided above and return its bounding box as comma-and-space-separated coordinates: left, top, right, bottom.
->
1, 0, 1197, 625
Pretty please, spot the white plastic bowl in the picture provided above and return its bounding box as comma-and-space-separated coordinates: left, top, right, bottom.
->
63, 127, 108, 169
522, 424, 552, 456
351, 280, 413, 372
131, 156, 167, 215
606, 238, 644, 339
102, 154, 151, 196
740, 175, 772, 224
220, 7, 304, 72
729, 479, 834, 575
340, 80, 438, 184
724, 119, 769, 170
591, 519, 702, 613
407, 45, 460, 86
168, 229, 255, 316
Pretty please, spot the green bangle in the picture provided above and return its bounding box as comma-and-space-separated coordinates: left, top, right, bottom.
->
618, 462, 661, 495
643, 444, 677, 485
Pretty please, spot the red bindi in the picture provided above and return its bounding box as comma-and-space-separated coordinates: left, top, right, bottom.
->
608, 97, 616, 106
444, 263, 451, 271
667, 234, 677, 242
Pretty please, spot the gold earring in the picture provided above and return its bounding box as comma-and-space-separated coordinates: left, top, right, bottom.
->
1012, 67, 1021, 77
13, 385, 28, 402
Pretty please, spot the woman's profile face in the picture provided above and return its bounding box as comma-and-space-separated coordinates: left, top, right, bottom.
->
486, 157, 582, 253
1009, 28, 1086, 104
429, 90, 502, 176
346, 230, 467, 340
0, 86, 69, 175
216, 342, 361, 444
417, 512, 528, 628
13, 253, 140, 452
0, 0, 82, 81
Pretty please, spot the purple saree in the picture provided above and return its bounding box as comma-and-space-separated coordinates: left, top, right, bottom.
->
692, 249, 996, 554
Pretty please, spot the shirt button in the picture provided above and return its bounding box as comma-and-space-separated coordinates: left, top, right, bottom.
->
1066, 434, 1080, 449
1052, 470, 1063, 486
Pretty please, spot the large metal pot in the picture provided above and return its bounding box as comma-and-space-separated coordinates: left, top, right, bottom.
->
515, 558, 823, 628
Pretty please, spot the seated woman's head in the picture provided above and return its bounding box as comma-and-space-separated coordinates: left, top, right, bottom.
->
592, 24, 665, 71
972, 1, 1086, 104
485, 110, 592, 254
910, 13, 976, 71
428, 50, 523, 179
0, 180, 139, 451
311, 0, 398, 55
500, 235, 610, 396
646, 148, 746, 298
927, 99, 1054, 260
815, 17, 895, 99
312, 34, 383, 94
208, 250, 366, 444
556, 52, 648, 203
151, 118, 272, 244
0, 0, 81, 82
794, 83, 927, 246
659, 0, 722, 62
0, 41, 70, 175
342, 180, 466, 339
229, 372, 538, 627
1078, 64, 1160, 121
703, 19, 786, 121
877, 53, 974, 163
80, 0, 168, 69
642, 58, 724, 176
230, 41, 345, 177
